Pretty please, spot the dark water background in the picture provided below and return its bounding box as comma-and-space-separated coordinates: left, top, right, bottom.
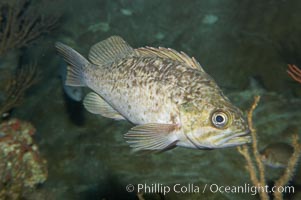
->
1, 0, 301, 199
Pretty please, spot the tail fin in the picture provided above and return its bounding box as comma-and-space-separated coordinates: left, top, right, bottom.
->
55, 42, 90, 86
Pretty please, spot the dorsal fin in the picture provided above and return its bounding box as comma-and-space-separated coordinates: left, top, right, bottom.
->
88, 36, 136, 66
135, 47, 204, 71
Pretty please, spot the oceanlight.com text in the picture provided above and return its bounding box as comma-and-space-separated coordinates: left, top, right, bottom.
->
125, 183, 294, 196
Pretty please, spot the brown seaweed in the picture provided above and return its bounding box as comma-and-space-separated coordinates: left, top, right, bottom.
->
0, 63, 39, 118
0, 0, 58, 55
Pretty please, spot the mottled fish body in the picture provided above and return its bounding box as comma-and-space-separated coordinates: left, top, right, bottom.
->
56, 36, 250, 151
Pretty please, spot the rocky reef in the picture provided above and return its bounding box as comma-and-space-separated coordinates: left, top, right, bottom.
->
0, 119, 47, 200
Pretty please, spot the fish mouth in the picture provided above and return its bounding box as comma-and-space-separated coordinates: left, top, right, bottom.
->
237, 129, 251, 137
190, 128, 251, 149
224, 130, 251, 146
224, 135, 251, 146
213, 129, 252, 148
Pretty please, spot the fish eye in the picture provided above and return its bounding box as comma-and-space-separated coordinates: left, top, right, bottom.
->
211, 111, 228, 128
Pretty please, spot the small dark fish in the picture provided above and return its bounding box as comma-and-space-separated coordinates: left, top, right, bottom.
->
260, 142, 294, 168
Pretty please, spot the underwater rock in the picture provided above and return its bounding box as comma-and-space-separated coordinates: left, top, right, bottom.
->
88, 22, 110, 33
0, 118, 47, 200
202, 14, 219, 25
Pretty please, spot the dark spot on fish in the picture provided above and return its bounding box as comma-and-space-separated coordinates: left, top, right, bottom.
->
132, 79, 137, 87
170, 113, 176, 123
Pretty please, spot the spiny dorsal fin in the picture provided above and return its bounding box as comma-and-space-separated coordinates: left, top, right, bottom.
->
135, 47, 204, 72
83, 92, 125, 120
88, 36, 136, 66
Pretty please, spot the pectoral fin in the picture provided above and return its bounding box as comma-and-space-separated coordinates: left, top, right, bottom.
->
83, 92, 125, 120
124, 123, 179, 151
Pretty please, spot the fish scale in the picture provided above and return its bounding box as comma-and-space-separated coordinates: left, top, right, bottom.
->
55, 35, 251, 151
88, 61, 171, 123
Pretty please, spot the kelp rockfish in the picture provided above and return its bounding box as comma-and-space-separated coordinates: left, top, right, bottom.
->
55, 36, 250, 151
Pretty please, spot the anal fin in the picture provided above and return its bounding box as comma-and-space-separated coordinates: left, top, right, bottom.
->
124, 123, 179, 151
83, 92, 125, 120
